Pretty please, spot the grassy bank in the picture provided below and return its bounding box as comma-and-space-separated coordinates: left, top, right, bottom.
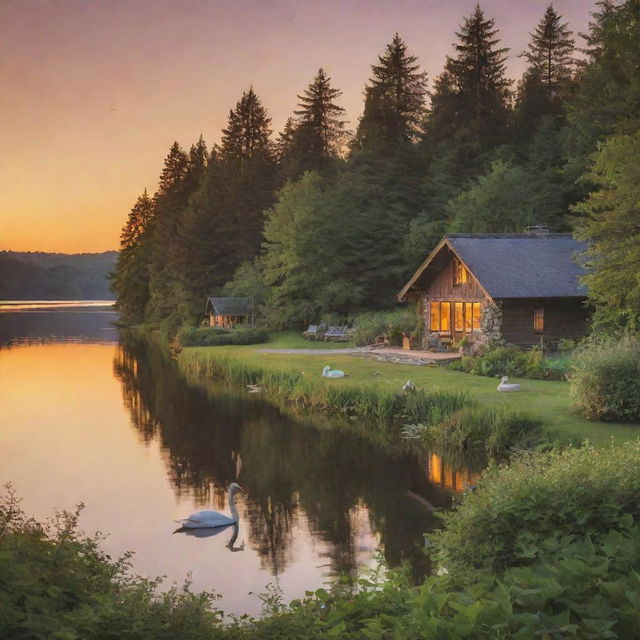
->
178, 332, 640, 446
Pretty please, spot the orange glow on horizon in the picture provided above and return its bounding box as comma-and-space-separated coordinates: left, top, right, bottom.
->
0, 0, 595, 253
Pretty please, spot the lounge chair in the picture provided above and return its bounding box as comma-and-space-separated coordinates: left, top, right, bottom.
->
303, 325, 319, 340
324, 325, 350, 342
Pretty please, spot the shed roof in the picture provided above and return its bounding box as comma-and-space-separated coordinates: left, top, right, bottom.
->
205, 297, 251, 316
399, 233, 588, 300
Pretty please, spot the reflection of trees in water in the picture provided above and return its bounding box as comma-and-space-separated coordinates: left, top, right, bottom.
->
113, 333, 453, 581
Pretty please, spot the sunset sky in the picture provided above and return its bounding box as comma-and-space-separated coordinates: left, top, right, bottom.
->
1, 0, 596, 254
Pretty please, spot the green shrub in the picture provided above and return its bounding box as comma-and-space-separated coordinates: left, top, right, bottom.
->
431, 441, 640, 576
450, 345, 567, 380
246, 512, 640, 639
178, 326, 269, 347
569, 335, 640, 421
350, 308, 415, 347
423, 406, 546, 459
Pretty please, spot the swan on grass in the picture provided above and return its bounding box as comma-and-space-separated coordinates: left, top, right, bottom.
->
497, 376, 521, 392
322, 365, 345, 378
176, 483, 246, 529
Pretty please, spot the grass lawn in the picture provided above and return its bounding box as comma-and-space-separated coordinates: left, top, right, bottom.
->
181, 331, 640, 447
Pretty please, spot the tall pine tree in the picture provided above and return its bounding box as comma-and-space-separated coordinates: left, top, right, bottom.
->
518, 4, 575, 122
173, 89, 277, 322
145, 142, 190, 322
294, 68, 347, 158
110, 190, 155, 323
427, 5, 511, 154
278, 69, 348, 179
354, 34, 427, 151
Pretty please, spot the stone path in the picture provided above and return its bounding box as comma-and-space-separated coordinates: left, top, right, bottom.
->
256, 347, 363, 355
256, 346, 461, 366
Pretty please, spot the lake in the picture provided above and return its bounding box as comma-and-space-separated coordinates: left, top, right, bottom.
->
0, 302, 469, 616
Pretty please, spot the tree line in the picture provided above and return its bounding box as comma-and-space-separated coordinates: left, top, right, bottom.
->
111, 0, 640, 333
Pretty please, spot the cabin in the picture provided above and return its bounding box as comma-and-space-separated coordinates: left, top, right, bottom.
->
398, 232, 590, 349
205, 297, 252, 328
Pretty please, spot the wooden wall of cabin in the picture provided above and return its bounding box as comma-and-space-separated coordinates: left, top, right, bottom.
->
500, 298, 589, 348
420, 258, 487, 344
209, 314, 248, 328
425, 254, 485, 300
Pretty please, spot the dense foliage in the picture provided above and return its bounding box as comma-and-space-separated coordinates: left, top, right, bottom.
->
569, 335, 640, 421
177, 326, 269, 347
349, 308, 416, 347
450, 344, 571, 380
110, 2, 640, 330
432, 442, 640, 575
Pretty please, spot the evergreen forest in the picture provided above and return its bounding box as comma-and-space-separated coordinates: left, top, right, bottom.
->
111, 1, 640, 334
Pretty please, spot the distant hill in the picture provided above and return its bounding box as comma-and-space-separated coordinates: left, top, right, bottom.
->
0, 251, 118, 300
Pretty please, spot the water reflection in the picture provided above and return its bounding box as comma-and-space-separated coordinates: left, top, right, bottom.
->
0, 306, 483, 615
427, 453, 481, 497
113, 333, 449, 581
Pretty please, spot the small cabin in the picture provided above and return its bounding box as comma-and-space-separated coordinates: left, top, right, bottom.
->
398, 232, 590, 349
205, 297, 251, 328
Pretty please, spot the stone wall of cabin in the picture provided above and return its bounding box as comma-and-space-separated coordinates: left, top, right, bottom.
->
500, 298, 589, 348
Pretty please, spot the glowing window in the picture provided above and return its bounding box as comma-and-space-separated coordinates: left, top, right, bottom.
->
454, 302, 464, 332
464, 302, 473, 332
454, 260, 468, 285
473, 302, 482, 331
534, 308, 544, 334
440, 302, 451, 332
430, 302, 440, 331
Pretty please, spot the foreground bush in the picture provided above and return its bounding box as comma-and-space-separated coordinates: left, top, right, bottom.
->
178, 326, 269, 347
451, 344, 569, 380
423, 406, 546, 459
432, 441, 640, 576
250, 524, 640, 639
350, 308, 416, 347
569, 335, 640, 421
0, 486, 233, 640
5, 443, 640, 639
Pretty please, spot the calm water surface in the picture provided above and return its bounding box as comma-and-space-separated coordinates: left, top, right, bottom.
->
0, 303, 471, 616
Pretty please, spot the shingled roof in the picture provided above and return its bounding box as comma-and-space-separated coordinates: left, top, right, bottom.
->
205, 297, 251, 316
399, 233, 588, 300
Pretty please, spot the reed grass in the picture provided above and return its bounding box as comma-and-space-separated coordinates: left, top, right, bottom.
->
179, 350, 468, 427
422, 406, 546, 458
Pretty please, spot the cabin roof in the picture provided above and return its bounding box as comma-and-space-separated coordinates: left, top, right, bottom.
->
205, 297, 251, 316
399, 233, 588, 300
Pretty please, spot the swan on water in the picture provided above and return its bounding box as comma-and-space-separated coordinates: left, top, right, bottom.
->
176, 483, 247, 529
322, 365, 345, 378
497, 376, 521, 392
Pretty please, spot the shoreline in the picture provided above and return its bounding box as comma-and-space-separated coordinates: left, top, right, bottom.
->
176, 332, 640, 447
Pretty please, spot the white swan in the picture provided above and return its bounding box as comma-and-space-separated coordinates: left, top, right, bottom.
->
322, 365, 345, 378
402, 380, 416, 393
497, 376, 521, 392
176, 483, 246, 529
